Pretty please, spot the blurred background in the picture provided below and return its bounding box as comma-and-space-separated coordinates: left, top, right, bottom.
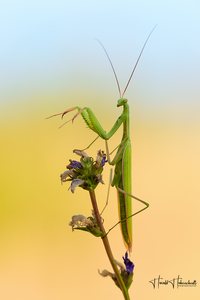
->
0, 1, 200, 299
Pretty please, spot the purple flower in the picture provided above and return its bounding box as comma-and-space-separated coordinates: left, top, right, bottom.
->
101, 154, 107, 167
95, 150, 107, 168
99, 252, 134, 290
67, 160, 82, 169
123, 252, 134, 274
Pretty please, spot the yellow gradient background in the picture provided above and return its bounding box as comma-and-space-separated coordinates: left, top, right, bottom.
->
1, 1, 200, 299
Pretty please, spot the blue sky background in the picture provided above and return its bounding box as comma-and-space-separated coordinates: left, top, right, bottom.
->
0, 0, 200, 122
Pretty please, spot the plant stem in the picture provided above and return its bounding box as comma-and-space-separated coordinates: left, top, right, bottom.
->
89, 189, 130, 300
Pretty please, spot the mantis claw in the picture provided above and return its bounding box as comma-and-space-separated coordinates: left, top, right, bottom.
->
46, 107, 78, 120
71, 107, 86, 123
61, 107, 78, 118
46, 112, 63, 119
58, 119, 73, 129
47, 106, 83, 128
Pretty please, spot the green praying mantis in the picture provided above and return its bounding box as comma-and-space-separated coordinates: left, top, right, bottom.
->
49, 28, 155, 252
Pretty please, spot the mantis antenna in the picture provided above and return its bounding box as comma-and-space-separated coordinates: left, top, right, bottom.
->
96, 39, 122, 97
96, 25, 156, 98
122, 25, 157, 97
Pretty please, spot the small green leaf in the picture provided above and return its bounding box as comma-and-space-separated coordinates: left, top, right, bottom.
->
74, 226, 103, 237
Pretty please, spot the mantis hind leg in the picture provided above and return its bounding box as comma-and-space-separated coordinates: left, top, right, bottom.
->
105, 140, 127, 166
100, 169, 113, 215
105, 188, 149, 237
79, 136, 100, 151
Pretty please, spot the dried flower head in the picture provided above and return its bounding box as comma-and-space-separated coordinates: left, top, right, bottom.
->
69, 214, 93, 229
69, 214, 103, 237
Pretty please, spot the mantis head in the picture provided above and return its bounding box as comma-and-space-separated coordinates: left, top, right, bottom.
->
117, 98, 128, 107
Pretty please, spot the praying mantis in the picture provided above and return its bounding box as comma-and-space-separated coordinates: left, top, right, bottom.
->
49, 28, 155, 251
